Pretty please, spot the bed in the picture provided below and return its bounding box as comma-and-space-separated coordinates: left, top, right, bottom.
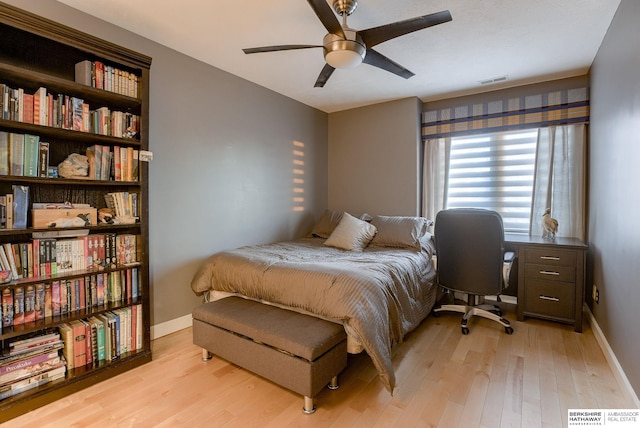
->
190, 211, 437, 393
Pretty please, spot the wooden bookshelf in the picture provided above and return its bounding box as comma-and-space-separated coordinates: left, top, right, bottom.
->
0, 2, 152, 421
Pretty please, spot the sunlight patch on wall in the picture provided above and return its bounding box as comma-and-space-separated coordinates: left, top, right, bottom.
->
292, 141, 305, 212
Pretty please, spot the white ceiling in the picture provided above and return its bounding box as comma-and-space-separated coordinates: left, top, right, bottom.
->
57, 0, 620, 113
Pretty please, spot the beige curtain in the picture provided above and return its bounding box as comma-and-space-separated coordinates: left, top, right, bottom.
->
422, 137, 450, 223
530, 124, 587, 240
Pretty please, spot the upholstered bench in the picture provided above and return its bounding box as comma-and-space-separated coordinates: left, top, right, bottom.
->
192, 297, 347, 414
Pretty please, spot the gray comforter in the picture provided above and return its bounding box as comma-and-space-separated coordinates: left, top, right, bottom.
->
190, 237, 436, 393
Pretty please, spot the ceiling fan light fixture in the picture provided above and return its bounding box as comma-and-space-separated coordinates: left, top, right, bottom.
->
323, 32, 366, 69
325, 47, 364, 68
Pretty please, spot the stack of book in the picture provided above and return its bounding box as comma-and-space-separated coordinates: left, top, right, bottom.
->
74, 60, 139, 98
86, 145, 139, 182
58, 304, 143, 370
0, 233, 141, 280
1, 267, 140, 329
0, 132, 49, 178
0, 82, 139, 138
0, 332, 66, 401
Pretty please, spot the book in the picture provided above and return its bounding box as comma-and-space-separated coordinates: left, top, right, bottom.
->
0, 83, 8, 119
0, 350, 60, 377
7, 332, 61, 354
130, 305, 137, 351
33, 284, 45, 321
9, 133, 24, 176
3, 243, 18, 278
132, 149, 139, 181
33, 87, 47, 126
0, 245, 9, 271
72, 97, 84, 131
11, 244, 21, 279
74, 60, 93, 86
23, 284, 35, 323
88, 316, 106, 362
80, 319, 92, 366
13, 286, 24, 325
38, 141, 49, 177
96, 273, 105, 305
58, 323, 74, 370
69, 320, 87, 368
23, 134, 39, 177
11, 185, 29, 229
1, 288, 13, 327
5, 193, 12, 229
44, 283, 52, 318
95, 314, 112, 361
22, 93, 34, 124
135, 304, 143, 350
0, 131, 8, 175
51, 280, 61, 316
107, 312, 120, 359
60, 280, 68, 315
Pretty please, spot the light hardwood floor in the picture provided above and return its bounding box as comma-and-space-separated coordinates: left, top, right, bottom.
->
3, 306, 637, 428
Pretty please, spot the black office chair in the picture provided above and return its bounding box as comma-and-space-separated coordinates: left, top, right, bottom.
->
432, 208, 515, 335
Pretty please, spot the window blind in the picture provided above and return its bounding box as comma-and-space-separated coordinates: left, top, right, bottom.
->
446, 130, 537, 233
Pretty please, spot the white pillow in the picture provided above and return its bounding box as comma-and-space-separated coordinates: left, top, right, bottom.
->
324, 212, 377, 251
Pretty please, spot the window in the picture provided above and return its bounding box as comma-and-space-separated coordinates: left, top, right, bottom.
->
446, 129, 538, 234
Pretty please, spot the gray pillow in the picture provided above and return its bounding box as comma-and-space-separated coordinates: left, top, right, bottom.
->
369, 215, 433, 250
311, 209, 343, 238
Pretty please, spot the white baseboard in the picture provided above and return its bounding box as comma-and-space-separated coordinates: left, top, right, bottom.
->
151, 314, 193, 340
584, 304, 640, 408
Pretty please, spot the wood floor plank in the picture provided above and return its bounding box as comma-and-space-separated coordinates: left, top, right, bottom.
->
2, 307, 636, 428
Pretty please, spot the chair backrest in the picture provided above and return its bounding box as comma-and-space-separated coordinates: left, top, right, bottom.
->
435, 208, 505, 296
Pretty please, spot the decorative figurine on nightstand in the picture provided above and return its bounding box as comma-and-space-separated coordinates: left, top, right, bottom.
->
542, 208, 558, 240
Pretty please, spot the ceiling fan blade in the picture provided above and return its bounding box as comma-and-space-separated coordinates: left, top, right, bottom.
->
307, 0, 345, 38
358, 10, 452, 48
362, 48, 414, 79
314, 63, 336, 88
243, 44, 322, 54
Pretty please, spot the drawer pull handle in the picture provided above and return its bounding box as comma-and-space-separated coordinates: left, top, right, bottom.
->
539, 270, 560, 276
539, 295, 560, 302
540, 256, 560, 261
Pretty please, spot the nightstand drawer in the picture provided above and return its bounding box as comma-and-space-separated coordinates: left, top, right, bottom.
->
525, 248, 576, 267
524, 263, 576, 282
524, 279, 575, 320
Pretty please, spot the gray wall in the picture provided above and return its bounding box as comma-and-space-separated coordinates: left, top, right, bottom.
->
589, 0, 640, 397
9, 1, 328, 327
328, 97, 422, 216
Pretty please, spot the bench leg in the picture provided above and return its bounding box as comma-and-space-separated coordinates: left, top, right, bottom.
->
303, 396, 316, 414
328, 375, 339, 390
201, 348, 212, 361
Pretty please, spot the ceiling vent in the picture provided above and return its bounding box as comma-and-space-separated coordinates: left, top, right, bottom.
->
479, 76, 509, 85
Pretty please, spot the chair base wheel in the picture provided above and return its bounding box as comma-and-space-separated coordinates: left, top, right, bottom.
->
461, 327, 470, 335
505, 326, 514, 334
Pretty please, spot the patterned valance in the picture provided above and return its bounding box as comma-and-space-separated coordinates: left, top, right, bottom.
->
422, 87, 589, 139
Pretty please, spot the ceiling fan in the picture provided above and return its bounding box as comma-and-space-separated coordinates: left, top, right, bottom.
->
243, 0, 452, 87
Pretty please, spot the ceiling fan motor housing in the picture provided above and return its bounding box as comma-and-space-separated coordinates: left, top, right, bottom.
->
332, 0, 358, 16
323, 30, 366, 68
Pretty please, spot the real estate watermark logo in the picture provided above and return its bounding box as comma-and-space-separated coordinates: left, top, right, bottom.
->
568, 409, 639, 426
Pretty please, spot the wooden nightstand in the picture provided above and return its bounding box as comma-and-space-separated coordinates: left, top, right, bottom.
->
505, 234, 587, 332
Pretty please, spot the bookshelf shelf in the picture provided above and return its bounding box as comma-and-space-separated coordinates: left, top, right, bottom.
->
0, 2, 152, 422
0, 119, 142, 147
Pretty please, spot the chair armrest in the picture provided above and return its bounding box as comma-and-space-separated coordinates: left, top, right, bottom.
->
502, 252, 516, 286
504, 251, 516, 263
